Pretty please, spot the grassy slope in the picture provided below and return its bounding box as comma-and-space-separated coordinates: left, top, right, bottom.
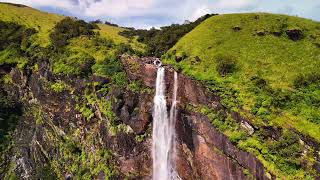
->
0, 3, 144, 51
164, 13, 320, 141
0, 3, 145, 178
164, 13, 320, 178
0, 3, 63, 46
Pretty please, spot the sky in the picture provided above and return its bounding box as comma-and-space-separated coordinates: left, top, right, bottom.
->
2, 0, 320, 29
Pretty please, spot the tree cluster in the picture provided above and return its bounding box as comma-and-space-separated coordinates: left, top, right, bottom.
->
50, 17, 98, 49
119, 14, 217, 57
0, 20, 36, 51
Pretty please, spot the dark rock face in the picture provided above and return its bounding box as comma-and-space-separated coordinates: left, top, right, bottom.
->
113, 90, 153, 134
3, 55, 318, 179
286, 29, 304, 41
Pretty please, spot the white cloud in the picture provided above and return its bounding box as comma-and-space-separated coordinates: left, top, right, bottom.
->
216, 0, 255, 9
2, 0, 76, 10
189, 5, 211, 21
79, 0, 154, 17
1, 0, 319, 28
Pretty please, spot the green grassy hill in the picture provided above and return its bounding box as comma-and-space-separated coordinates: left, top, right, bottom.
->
0, 2, 144, 49
0, 4, 145, 178
0, 3, 63, 46
164, 13, 320, 178
0, 2, 145, 76
1, 3, 319, 178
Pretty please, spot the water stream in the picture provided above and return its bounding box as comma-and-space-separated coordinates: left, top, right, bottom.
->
152, 67, 179, 180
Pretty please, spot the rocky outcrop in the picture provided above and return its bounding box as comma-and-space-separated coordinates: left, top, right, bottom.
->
121, 55, 273, 179
1, 61, 153, 179
112, 89, 153, 134
2, 54, 318, 179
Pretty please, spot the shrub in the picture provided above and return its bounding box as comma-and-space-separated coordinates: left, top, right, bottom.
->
112, 72, 128, 87
271, 89, 291, 108
50, 17, 97, 49
215, 54, 238, 76
52, 51, 95, 76
50, 81, 67, 93
294, 73, 320, 88
0, 20, 36, 51
251, 76, 268, 89
92, 36, 114, 49
0, 88, 21, 162
270, 131, 303, 169
92, 55, 122, 77
104, 21, 119, 27
116, 43, 134, 56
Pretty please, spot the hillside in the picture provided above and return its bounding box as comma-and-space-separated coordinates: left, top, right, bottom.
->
164, 13, 320, 178
0, 2, 320, 180
0, 3, 147, 179
0, 2, 144, 49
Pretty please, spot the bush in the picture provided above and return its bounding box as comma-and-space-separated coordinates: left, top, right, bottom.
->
92, 36, 114, 49
52, 51, 95, 76
0, 20, 36, 51
0, 88, 21, 162
50, 81, 67, 93
50, 17, 97, 49
116, 43, 134, 56
271, 89, 291, 108
294, 73, 320, 88
92, 55, 122, 77
251, 76, 268, 89
270, 131, 303, 169
215, 54, 238, 76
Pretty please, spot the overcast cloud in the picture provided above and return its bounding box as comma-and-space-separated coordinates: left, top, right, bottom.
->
1, 0, 320, 29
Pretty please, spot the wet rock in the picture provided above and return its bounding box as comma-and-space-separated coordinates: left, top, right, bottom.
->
286, 29, 304, 41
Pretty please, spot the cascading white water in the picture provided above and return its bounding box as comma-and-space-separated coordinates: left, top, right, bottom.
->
152, 67, 179, 180
168, 71, 180, 180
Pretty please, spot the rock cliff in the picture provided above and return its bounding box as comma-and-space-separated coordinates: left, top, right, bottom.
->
1, 55, 318, 179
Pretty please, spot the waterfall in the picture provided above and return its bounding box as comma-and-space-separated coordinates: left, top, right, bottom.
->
152, 67, 179, 180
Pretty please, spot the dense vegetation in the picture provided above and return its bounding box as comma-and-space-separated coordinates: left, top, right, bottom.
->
0, 2, 319, 179
0, 20, 36, 68
0, 3, 147, 179
164, 13, 320, 178
0, 86, 22, 175
50, 17, 98, 49
119, 14, 216, 57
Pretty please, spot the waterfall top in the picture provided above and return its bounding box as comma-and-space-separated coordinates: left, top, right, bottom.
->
154, 59, 162, 67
